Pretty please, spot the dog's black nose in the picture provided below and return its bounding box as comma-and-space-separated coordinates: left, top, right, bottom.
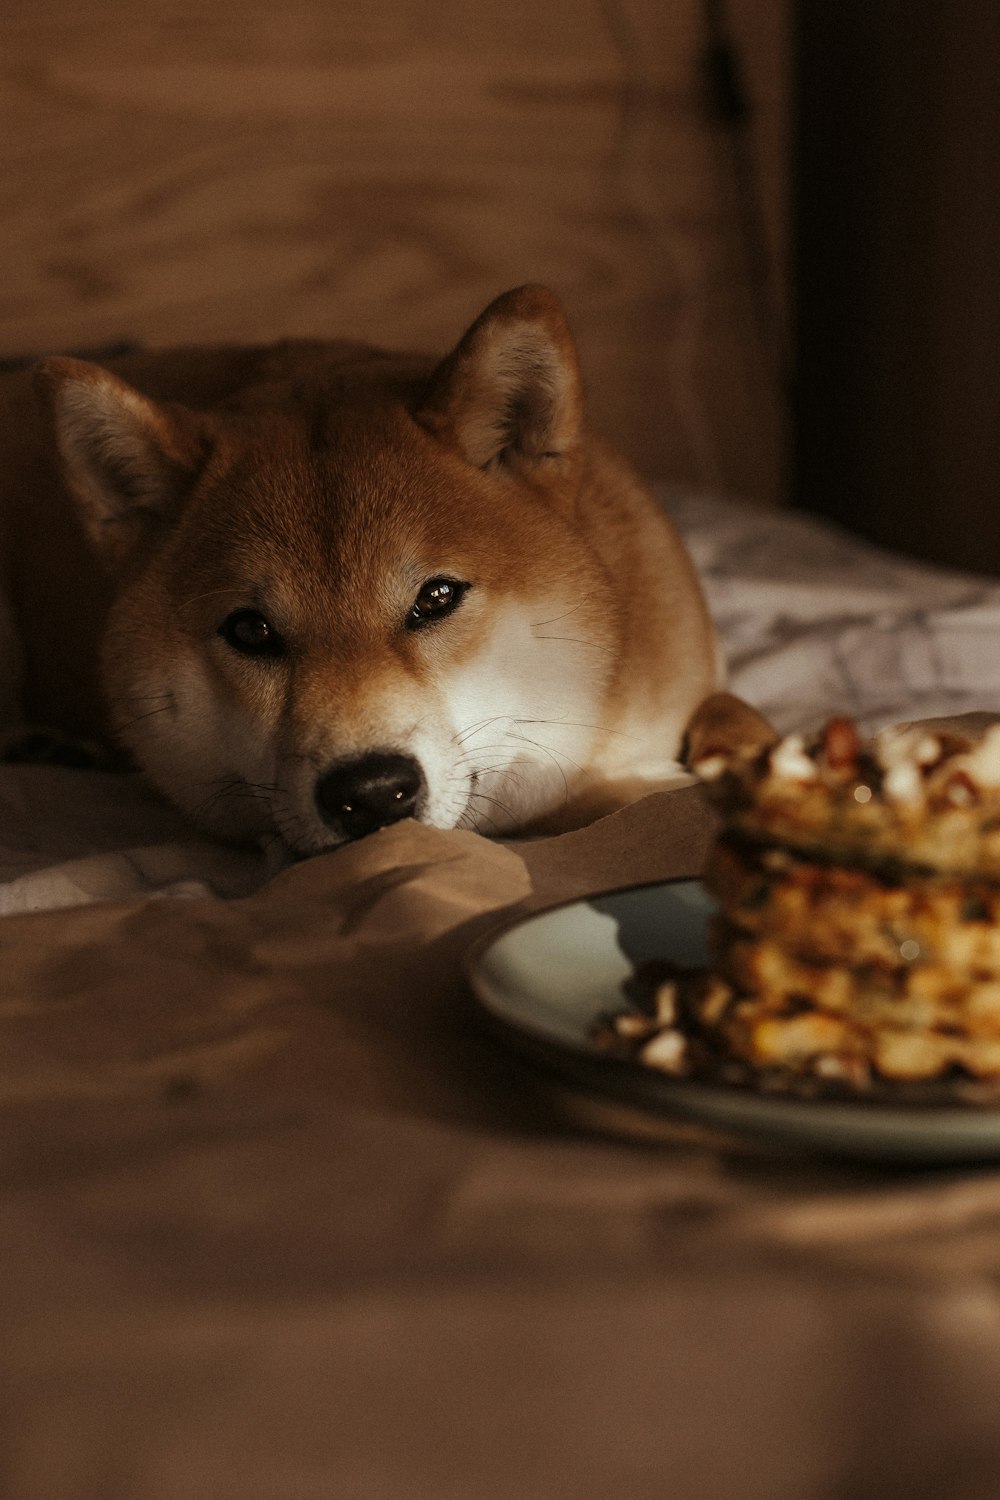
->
315, 752, 424, 840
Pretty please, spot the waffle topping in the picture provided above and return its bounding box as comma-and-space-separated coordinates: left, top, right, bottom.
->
597, 715, 1000, 1099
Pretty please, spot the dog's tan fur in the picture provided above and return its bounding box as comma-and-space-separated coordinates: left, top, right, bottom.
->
0, 286, 728, 855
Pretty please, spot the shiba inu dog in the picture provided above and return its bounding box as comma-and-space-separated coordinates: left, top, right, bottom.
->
0, 285, 728, 856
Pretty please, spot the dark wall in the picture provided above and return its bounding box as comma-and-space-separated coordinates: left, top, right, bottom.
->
794, 3, 1000, 573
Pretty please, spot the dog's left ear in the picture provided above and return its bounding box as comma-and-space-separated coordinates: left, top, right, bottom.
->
414, 285, 583, 472
34, 357, 208, 567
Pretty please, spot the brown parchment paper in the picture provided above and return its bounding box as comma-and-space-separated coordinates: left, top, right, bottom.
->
5, 782, 1000, 1500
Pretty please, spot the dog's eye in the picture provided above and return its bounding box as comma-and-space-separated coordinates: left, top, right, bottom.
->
219, 609, 285, 658
408, 578, 469, 629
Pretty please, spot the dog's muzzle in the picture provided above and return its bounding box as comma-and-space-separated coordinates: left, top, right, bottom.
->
315, 751, 424, 841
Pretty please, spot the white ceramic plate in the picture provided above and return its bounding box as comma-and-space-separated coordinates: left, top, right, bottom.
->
469, 880, 1000, 1163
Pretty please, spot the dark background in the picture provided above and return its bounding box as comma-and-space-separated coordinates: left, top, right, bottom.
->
794, 2, 1000, 573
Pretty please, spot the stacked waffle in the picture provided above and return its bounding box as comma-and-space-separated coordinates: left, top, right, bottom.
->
692, 717, 1000, 1086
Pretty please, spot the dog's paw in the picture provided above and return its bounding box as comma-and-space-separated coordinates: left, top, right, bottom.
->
0, 727, 115, 770
681, 692, 778, 769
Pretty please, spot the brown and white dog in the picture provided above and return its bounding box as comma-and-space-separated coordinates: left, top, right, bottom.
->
0, 284, 754, 857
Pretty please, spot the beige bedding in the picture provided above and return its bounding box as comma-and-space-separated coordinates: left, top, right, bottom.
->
6, 790, 1000, 1498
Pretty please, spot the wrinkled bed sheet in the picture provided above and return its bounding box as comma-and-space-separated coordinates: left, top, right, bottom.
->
6, 496, 1000, 1500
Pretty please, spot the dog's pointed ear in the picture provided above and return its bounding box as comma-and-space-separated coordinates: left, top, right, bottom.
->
414, 285, 584, 471
34, 357, 208, 566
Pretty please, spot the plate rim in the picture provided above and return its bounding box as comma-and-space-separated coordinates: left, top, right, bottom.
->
465, 877, 1000, 1161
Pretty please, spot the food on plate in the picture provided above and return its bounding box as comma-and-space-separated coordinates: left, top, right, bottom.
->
697, 715, 1000, 879
595, 716, 1000, 1094
706, 834, 1000, 971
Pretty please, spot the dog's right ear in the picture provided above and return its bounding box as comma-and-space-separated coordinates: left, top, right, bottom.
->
34, 357, 208, 568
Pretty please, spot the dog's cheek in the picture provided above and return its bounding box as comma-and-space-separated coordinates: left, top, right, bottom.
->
106, 639, 279, 837
177, 657, 279, 774
430, 598, 610, 830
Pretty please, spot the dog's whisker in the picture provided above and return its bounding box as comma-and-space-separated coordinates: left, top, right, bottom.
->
467, 790, 517, 820
463, 795, 505, 837
458, 715, 636, 748
529, 602, 587, 630
270, 811, 314, 858
465, 760, 534, 795
470, 762, 529, 784
507, 731, 578, 804
530, 632, 616, 658
109, 703, 176, 734
453, 715, 510, 747
174, 587, 251, 617
514, 715, 638, 742
193, 776, 279, 822
451, 743, 518, 770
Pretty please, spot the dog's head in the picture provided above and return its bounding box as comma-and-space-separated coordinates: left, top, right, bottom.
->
36, 287, 625, 855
